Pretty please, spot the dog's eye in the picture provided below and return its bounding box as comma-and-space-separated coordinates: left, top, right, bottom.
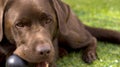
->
16, 22, 25, 28
15, 19, 31, 28
45, 19, 52, 24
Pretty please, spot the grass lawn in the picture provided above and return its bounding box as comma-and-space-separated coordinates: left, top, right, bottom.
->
57, 0, 120, 67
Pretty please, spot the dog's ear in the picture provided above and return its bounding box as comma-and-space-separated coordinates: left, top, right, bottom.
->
0, 0, 4, 41
52, 0, 82, 36
0, 0, 8, 41
52, 0, 70, 35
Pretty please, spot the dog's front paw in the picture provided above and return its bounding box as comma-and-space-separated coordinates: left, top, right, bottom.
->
82, 50, 98, 63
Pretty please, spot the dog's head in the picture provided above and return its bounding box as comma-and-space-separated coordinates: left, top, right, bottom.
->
0, 0, 69, 66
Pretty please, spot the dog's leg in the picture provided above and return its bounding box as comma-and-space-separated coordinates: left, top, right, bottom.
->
59, 31, 98, 63
82, 37, 98, 63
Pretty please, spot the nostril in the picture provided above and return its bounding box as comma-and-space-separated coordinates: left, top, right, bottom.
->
36, 45, 51, 56
39, 49, 51, 56
47, 50, 50, 54
40, 52, 44, 55
40, 50, 50, 56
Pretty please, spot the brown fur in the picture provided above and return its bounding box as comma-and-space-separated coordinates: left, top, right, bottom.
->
0, 0, 120, 67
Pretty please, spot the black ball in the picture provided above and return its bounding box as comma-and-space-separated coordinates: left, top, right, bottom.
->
6, 54, 28, 67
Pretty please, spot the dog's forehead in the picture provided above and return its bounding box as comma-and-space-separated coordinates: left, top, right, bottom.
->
22, 0, 52, 11
11, 0, 54, 16
6, 0, 56, 23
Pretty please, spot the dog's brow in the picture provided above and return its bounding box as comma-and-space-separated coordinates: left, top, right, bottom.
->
39, 12, 52, 19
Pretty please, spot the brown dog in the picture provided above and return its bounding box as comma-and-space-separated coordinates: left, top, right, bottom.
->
0, 0, 120, 67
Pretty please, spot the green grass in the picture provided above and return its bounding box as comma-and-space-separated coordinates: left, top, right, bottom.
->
57, 0, 120, 67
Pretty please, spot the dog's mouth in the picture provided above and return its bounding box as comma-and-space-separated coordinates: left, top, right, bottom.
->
36, 62, 49, 67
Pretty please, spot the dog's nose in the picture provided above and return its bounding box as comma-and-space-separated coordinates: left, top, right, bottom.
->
36, 45, 51, 56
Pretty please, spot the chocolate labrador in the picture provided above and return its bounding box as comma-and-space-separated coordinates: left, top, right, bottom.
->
0, 0, 120, 67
